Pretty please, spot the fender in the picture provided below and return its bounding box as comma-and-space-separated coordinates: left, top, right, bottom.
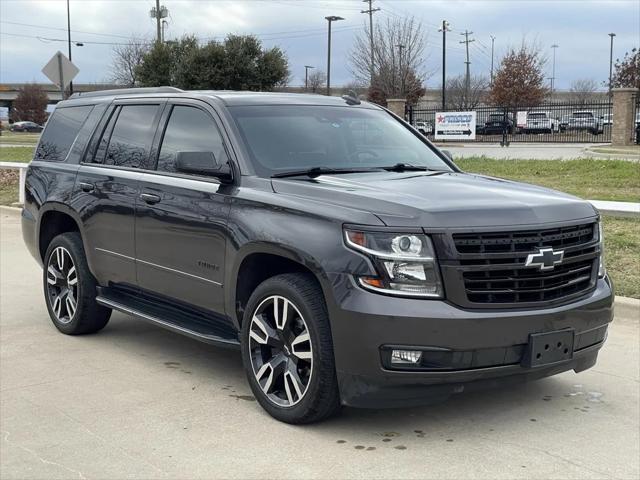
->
36, 202, 88, 262
225, 241, 335, 328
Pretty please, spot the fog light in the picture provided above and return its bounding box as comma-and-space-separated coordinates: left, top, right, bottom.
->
391, 349, 422, 364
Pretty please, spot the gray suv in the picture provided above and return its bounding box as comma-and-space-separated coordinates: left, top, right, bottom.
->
22, 87, 613, 424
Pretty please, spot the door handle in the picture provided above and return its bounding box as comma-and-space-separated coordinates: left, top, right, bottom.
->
140, 193, 161, 205
79, 182, 94, 193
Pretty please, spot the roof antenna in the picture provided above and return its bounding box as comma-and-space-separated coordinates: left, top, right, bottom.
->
341, 90, 361, 105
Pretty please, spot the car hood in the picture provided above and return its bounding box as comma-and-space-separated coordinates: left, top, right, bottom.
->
271, 171, 597, 228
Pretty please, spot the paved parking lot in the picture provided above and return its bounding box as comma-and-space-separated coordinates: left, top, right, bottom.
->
1, 208, 639, 480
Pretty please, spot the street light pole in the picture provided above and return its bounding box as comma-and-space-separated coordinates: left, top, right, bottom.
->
325, 15, 344, 96
550, 44, 559, 94
438, 20, 450, 111
304, 65, 314, 91
490, 35, 496, 85
66, 0, 73, 97
608, 33, 616, 100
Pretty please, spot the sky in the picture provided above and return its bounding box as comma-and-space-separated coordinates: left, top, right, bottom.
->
0, 0, 638, 90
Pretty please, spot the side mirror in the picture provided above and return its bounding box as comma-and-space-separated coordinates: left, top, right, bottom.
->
176, 151, 232, 181
441, 149, 454, 161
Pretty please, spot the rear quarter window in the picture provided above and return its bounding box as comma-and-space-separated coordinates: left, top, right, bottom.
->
35, 105, 94, 162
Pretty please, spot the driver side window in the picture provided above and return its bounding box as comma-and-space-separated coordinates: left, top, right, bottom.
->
157, 105, 228, 174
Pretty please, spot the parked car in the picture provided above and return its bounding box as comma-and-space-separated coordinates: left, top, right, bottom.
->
567, 111, 604, 135
23, 87, 613, 424
522, 112, 559, 134
414, 121, 433, 136
602, 113, 613, 126
483, 113, 514, 135
10, 121, 43, 133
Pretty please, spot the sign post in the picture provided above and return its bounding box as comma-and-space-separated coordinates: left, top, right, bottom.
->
42, 51, 79, 100
434, 111, 477, 141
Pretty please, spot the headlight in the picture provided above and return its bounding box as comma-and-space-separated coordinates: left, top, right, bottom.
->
598, 221, 606, 278
344, 229, 443, 298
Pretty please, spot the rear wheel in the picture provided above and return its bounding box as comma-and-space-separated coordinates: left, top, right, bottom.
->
240, 273, 340, 424
43, 232, 111, 335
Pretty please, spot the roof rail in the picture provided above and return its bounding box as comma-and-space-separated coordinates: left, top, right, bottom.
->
69, 86, 183, 99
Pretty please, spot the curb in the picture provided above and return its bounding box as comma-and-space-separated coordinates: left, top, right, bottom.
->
0, 205, 21, 215
615, 296, 640, 320
582, 149, 640, 161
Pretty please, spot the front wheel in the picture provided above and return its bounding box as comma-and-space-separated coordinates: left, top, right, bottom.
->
240, 273, 340, 424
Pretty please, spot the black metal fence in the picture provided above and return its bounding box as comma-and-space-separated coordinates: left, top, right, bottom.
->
407, 100, 613, 144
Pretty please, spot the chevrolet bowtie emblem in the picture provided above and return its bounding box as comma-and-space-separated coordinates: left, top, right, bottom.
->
525, 247, 564, 271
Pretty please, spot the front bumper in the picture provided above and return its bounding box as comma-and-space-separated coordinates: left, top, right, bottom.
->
327, 274, 613, 408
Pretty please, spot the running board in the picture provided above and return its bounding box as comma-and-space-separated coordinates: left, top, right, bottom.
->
96, 290, 240, 349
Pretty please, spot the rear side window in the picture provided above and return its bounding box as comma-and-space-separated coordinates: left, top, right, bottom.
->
157, 105, 228, 173
91, 105, 159, 168
35, 105, 94, 162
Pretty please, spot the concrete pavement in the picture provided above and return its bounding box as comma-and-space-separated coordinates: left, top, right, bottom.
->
1, 209, 639, 479
435, 143, 618, 160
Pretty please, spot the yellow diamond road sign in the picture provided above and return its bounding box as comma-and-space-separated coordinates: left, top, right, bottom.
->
42, 51, 79, 89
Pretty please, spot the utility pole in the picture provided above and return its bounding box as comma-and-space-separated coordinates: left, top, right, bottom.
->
361, 0, 380, 85
490, 35, 496, 85
325, 15, 344, 96
66, 0, 73, 97
397, 44, 406, 97
438, 20, 450, 111
150, 1, 168, 44
304, 65, 314, 91
459, 30, 475, 104
608, 33, 616, 100
550, 44, 559, 94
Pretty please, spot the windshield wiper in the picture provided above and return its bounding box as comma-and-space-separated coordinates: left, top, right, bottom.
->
381, 163, 431, 172
272, 166, 384, 179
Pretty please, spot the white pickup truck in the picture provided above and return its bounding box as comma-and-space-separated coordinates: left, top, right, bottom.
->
567, 111, 604, 135
522, 112, 559, 134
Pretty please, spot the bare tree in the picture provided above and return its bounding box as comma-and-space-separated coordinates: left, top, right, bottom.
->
349, 16, 429, 105
110, 39, 150, 87
445, 74, 489, 110
569, 78, 600, 105
10, 84, 48, 124
307, 70, 326, 93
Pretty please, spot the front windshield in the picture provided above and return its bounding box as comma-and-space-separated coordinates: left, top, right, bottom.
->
229, 105, 452, 177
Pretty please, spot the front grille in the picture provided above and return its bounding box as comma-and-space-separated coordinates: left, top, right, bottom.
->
448, 222, 599, 306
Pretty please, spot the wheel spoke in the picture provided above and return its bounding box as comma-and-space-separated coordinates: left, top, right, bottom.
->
284, 363, 305, 405
47, 266, 61, 285
52, 295, 63, 319
67, 266, 77, 286
290, 331, 312, 361
274, 296, 289, 331
55, 247, 65, 271
249, 315, 281, 347
65, 291, 77, 319
254, 353, 287, 394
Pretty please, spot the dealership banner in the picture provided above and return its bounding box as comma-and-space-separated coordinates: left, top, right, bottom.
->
434, 111, 477, 140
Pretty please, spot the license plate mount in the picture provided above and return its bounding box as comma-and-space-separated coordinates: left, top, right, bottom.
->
522, 329, 575, 368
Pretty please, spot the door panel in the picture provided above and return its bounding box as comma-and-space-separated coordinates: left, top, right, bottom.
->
135, 174, 230, 313
75, 166, 142, 286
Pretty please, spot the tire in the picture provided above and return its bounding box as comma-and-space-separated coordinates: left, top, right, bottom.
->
240, 273, 340, 424
43, 232, 111, 335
